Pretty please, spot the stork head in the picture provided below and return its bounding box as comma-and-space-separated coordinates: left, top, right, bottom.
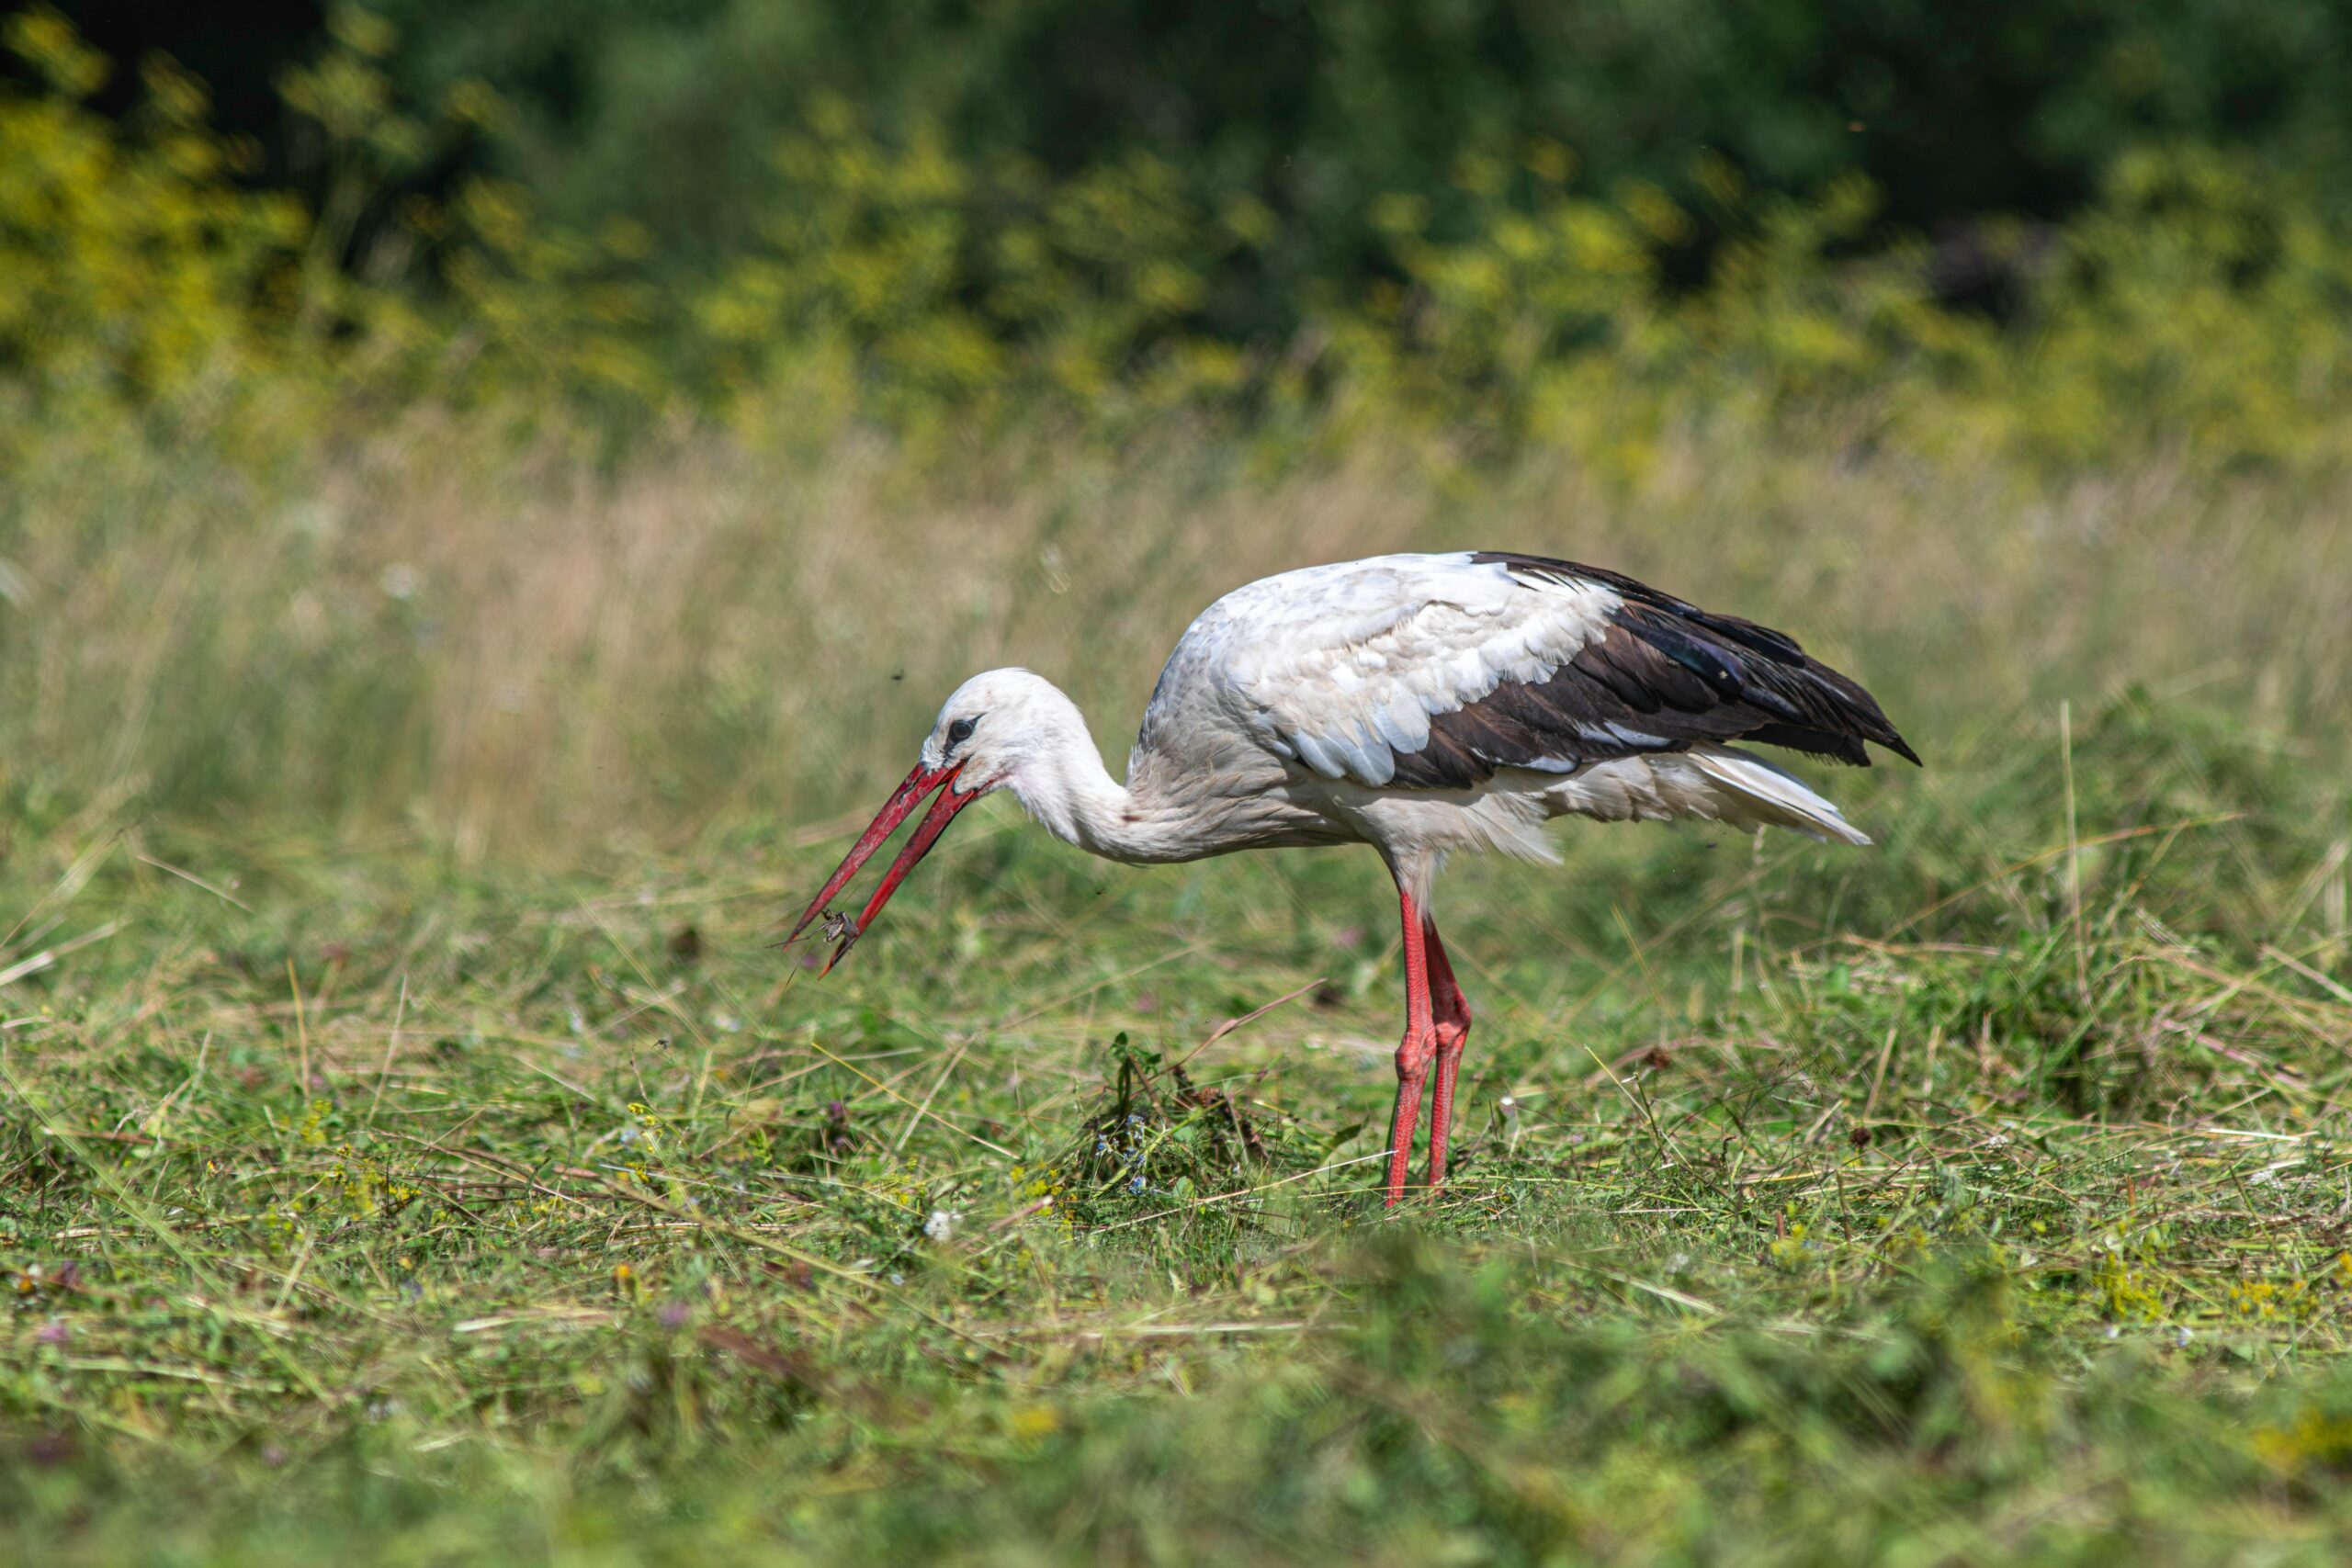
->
910, 668, 1089, 785
785, 669, 1080, 970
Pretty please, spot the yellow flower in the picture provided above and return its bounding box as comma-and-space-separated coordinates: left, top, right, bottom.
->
1007, 1404, 1060, 1440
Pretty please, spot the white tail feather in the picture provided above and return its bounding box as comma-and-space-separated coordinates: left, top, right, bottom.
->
1690, 748, 1871, 847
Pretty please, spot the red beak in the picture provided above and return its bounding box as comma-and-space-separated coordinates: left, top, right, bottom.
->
785, 761, 987, 973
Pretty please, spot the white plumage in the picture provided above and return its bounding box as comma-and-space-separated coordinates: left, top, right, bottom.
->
1170, 552, 1623, 784
792, 550, 1916, 1205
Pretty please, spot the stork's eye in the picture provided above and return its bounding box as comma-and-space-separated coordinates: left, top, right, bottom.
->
945, 716, 978, 748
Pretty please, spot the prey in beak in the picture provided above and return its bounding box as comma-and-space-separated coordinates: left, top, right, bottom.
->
786, 760, 987, 973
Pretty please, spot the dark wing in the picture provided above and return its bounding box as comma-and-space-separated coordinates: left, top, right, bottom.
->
1385, 552, 1920, 790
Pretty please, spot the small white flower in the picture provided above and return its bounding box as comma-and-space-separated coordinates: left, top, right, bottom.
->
379, 563, 423, 601
924, 1208, 962, 1242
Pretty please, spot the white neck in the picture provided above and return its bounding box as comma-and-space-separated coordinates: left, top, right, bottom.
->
972, 672, 1320, 864
1002, 724, 1194, 865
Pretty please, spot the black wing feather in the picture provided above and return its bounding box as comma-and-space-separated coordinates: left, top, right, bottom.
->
1381, 552, 1919, 790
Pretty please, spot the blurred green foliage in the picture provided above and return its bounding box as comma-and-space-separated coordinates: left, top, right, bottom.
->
692, 101, 1263, 424
6, 6, 2352, 475
364, 0, 2352, 310
0, 11, 305, 409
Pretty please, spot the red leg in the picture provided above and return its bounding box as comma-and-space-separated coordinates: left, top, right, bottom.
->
1382, 880, 1437, 1207
1423, 917, 1474, 1190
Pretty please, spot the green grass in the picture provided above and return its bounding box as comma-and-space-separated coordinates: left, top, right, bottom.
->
6, 683, 2352, 1564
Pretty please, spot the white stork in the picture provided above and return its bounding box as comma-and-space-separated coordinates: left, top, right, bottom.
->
788, 551, 1917, 1205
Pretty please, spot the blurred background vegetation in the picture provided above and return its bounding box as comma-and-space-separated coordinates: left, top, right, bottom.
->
3, 0, 2350, 847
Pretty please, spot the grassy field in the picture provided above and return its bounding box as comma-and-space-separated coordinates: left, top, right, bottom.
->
6, 424, 2352, 1563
